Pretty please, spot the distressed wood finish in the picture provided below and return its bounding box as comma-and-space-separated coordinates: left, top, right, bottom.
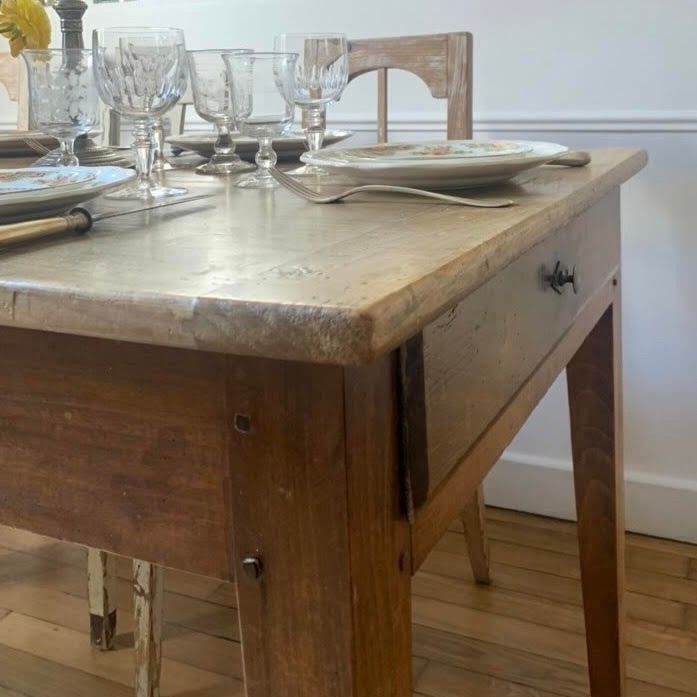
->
0, 327, 230, 579
133, 560, 164, 697
348, 32, 473, 142
227, 356, 411, 697
0, 149, 645, 364
568, 304, 626, 697
86, 548, 117, 650
0, 151, 645, 696
460, 488, 491, 584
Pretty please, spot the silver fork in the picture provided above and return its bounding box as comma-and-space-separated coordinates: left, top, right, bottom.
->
269, 167, 514, 207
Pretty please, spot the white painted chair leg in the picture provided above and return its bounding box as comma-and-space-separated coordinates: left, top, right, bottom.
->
87, 548, 117, 650
133, 560, 164, 697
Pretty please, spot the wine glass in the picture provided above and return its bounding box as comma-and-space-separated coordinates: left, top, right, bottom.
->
22, 49, 99, 167
223, 52, 297, 189
187, 49, 255, 176
273, 33, 348, 177
93, 27, 188, 200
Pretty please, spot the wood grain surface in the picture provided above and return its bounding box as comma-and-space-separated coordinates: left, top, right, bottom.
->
0, 509, 694, 697
0, 149, 645, 364
568, 304, 626, 697
0, 325, 230, 579
419, 189, 620, 498
226, 355, 411, 697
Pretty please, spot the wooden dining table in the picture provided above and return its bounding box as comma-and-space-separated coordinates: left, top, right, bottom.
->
0, 148, 646, 697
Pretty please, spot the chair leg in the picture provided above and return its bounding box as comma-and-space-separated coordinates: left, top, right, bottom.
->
87, 548, 117, 650
461, 485, 491, 584
133, 560, 164, 697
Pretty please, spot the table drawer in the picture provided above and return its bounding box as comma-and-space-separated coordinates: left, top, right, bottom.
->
406, 190, 620, 509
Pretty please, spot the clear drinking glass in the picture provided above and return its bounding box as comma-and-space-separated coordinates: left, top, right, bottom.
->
93, 27, 188, 199
273, 33, 348, 177
22, 49, 99, 167
187, 49, 255, 176
223, 52, 297, 189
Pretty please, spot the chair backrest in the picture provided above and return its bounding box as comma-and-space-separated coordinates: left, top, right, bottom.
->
347, 32, 473, 143
0, 52, 29, 128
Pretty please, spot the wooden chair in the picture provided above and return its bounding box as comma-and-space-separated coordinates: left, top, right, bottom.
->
0, 52, 163, 696
0, 52, 28, 129
347, 32, 491, 584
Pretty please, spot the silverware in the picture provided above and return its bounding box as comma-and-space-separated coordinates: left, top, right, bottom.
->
549, 150, 591, 167
0, 193, 214, 249
269, 167, 514, 207
23, 137, 52, 156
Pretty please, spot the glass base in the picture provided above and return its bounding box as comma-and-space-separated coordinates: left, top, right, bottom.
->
288, 163, 330, 177
235, 168, 278, 189
152, 160, 175, 172
106, 182, 188, 201
197, 157, 255, 176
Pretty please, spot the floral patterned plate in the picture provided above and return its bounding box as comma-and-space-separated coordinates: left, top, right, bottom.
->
301, 140, 570, 190
335, 141, 534, 161
0, 168, 97, 195
0, 167, 135, 223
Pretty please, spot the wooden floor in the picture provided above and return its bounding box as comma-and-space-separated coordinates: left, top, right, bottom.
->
0, 508, 694, 696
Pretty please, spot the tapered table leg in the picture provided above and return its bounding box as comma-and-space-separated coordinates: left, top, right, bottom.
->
87, 548, 117, 650
226, 355, 412, 697
461, 485, 491, 584
567, 304, 625, 697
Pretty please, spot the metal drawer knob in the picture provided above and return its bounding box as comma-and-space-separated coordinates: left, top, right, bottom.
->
546, 261, 578, 295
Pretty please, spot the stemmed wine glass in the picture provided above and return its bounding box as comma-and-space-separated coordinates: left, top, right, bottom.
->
273, 33, 348, 177
93, 27, 188, 200
22, 49, 99, 167
223, 52, 297, 189
187, 49, 255, 176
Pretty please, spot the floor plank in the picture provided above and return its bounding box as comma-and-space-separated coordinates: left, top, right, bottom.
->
0, 509, 695, 697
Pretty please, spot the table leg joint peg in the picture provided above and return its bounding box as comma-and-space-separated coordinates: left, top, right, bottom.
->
242, 556, 263, 580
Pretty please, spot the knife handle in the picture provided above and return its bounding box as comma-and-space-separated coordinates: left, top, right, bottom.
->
0, 209, 93, 249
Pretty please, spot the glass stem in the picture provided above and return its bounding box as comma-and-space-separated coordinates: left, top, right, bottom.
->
255, 136, 277, 174
303, 105, 326, 153
59, 136, 78, 166
213, 123, 237, 162
133, 120, 155, 194
151, 119, 167, 171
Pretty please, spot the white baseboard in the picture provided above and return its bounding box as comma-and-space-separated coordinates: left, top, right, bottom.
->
485, 452, 697, 544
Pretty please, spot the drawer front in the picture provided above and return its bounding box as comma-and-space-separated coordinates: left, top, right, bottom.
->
408, 189, 620, 507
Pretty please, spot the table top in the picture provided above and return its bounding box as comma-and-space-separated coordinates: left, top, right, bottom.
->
0, 148, 646, 365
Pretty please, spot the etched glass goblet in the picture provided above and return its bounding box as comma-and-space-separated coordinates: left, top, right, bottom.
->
273, 33, 347, 177
187, 49, 255, 176
223, 52, 297, 189
93, 27, 188, 199
22, 49, 99, 167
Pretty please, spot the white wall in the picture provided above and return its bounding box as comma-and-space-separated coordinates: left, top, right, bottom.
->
5, 0, 696, 540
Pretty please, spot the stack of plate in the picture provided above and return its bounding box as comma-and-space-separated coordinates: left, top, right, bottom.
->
300, 140, 570, 190
0, 131, 58, 158
168, 129, 354, 162
0, 167, 135, 222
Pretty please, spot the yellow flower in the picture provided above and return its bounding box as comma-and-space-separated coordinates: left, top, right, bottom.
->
0, 0, 51, 57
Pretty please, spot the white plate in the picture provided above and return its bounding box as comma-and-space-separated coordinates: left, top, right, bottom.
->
0, 168, 97, 195
0, 166, 136, 222
167, 129, 354, 161
300, 140, 570, 190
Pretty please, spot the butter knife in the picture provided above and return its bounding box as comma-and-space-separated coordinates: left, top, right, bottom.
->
0, 193, 214, 249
